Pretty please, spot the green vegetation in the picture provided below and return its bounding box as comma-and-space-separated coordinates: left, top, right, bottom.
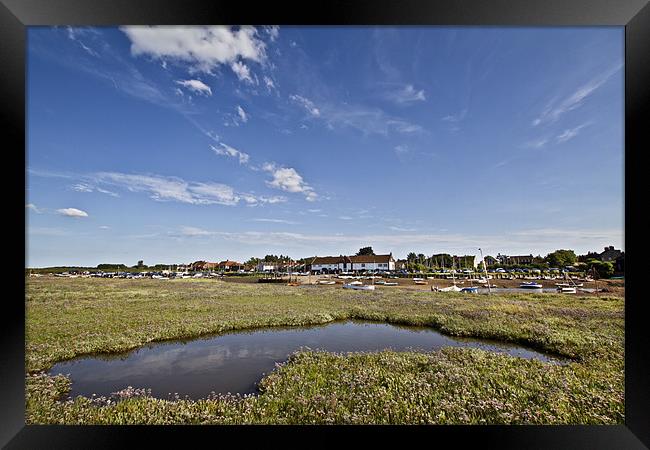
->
26, 277, 624, 425
586, 259, 615, 279
544, 249, 578, 268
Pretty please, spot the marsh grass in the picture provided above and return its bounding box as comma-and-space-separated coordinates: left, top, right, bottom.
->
25, 277, 623, 424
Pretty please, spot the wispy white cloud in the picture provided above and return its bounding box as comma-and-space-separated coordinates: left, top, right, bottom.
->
70, 183, 119, 197
384, 84, 426, 104
532, 64, 622, 127
211, 143, 250, 164
442, 109, 468, 123
264, 26, 280, 42
522, 137, 549, 149
66, 26, 100, 57
236, 105, 249, 123
57, 208, 88, 218
26, 203, 42, 213
289, 94, 320, 117
289, 96, 424, 136
389, 226, 417, 232
263, 76, 276, 91
92, 171, 283, 207
175, 79, 212, 96
231, 61, 254, 84
251, 218, 299, 224
556, 122, 592, 143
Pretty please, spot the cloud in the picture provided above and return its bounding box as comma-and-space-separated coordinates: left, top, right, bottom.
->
292, 98, 423, 136
252, 218, 299, 224
385, 84, 426, 104
441, 109, 468, 123
532, 64, 622, 127
211, 143, 250, 164
236, 105, 249, 123
289, 94, 320, 117
65, 26, 100, 57
263, 76, 276, 91
99, 225, 110, 230
92, 171, 281, 206
264, 26, 280, 42
389, 226, 417, 232
70, 183, 119, 197
120, 26, 267, 74
57, 208, 89, 218
522, 137, 549, 149
556, 122, 592, 143
394, 144, 409, 155
262, 163, 317, 201
26, 203, 42, 213
231, 61, 255, 84
175, 79, 212, 96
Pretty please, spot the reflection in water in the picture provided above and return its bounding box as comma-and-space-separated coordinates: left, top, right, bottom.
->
50, 320, 564, 400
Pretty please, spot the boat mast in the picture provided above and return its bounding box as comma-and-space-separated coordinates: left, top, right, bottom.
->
479, 248, 491, 295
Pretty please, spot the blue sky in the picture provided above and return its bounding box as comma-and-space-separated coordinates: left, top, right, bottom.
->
26, 26, 624, 267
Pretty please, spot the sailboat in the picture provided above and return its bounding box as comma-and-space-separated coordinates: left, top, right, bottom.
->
437, 257, 462, 292
556, 272, 579, 293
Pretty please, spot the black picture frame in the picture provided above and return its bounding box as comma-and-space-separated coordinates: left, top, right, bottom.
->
3, 0, 648, 447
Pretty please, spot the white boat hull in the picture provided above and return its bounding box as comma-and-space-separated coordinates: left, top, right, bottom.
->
438, 285, 462, 292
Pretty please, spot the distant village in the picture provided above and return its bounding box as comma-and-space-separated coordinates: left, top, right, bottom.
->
30, 245, 624, 279
187, 246, 624, 275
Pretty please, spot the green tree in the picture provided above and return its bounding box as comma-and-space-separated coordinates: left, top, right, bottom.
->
545, 249, 577, 268
406, 252, 417, 263
357, 247, 375, 256
587, 259, 614, 278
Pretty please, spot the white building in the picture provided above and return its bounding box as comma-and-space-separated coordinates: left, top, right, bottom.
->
256, 262, 277, 272
349, 254, 395, 272
310, 256, 352, 273
310, 254, 396, 273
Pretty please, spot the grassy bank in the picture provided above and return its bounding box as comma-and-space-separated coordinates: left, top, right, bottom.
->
25, 277, 624, 424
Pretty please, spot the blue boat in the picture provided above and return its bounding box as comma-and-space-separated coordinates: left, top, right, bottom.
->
460, 286, 479, 293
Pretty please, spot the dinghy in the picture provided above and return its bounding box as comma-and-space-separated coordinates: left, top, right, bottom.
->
519, 282, 543, 289
438, 285, 463, 292
556, 286, 576, 293
343, 283, 376, 291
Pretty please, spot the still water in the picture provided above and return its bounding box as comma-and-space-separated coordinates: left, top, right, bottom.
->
50, 320, 564, 400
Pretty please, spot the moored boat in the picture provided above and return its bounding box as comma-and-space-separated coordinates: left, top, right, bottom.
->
460, 286, 478, 293
557, 286, 577, 293
519, 282, 543, 289
437, 285, 463, 292
343, 283, 376, 291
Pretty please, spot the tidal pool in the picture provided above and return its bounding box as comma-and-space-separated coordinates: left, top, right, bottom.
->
49, 320, 565, 400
